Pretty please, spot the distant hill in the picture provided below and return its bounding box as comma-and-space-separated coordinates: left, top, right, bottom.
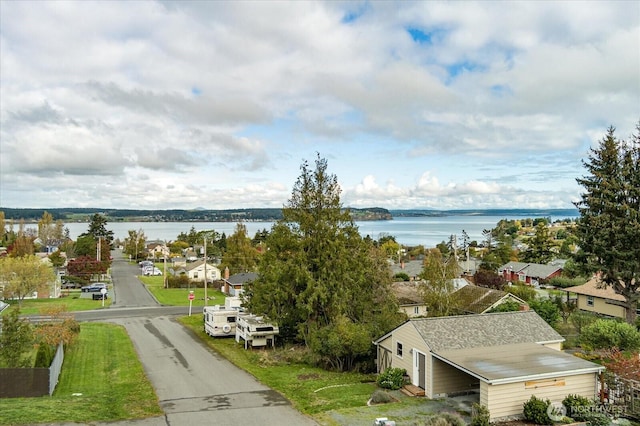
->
0, 207, 393, 222
389, 208, 579, 218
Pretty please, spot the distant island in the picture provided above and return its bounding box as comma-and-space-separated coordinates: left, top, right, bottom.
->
0, 207, 579, 223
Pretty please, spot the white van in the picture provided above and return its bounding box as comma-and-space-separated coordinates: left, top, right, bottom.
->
203, 297, 244, 337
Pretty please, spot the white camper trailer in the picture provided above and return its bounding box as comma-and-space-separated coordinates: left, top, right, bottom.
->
235, 314, 279, 349
203, 297, 243, 337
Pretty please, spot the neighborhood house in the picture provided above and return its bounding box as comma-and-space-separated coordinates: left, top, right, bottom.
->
374, 311, 603, 421
564, 277, 639, 319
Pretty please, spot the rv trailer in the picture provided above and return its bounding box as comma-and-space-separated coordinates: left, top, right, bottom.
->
203, 297, 244, 337
235, 314, 279, 349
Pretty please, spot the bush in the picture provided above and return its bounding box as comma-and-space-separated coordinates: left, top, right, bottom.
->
376, 367, 406, 390
34, 344, 55, 368
548, 277, 587, 288
529, 299, 561, 327
167, 274, 191, 288
369, 389, 396, 404
583, 412, 611, 426
570, 311, 597, 334
523, 395, 552, 425
470, 403, 490, 426
562, 394, 592, 421
394, 272, 410, 282
506, 284, 537, 302
580, 319, 640, 351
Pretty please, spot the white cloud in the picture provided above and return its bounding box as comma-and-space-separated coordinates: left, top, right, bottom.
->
0, 0, 637, 210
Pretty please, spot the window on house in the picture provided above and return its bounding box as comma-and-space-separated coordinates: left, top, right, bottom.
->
194, 272, 199, 279
587, 296, 594, 307
414, 306, 419, 315
396, 342, 403, 357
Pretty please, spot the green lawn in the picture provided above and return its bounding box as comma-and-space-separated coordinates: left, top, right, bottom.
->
138, 275, 225, 306
0, 323, 162, 425
179, 315, 378, 415
2, 293, 112, 316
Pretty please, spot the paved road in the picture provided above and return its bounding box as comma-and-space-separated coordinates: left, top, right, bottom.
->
110, 253, 160, 307
61, 252, 317, 426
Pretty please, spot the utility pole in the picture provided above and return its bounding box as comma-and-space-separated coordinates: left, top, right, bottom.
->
203, 237, 208, 306
163, 240, 168, 289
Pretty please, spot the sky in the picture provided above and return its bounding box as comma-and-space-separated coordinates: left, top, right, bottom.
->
1, 1, 638, 211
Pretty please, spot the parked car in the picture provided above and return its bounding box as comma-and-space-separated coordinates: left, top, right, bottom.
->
81, 283, 107, 293
92, 292, 108, 300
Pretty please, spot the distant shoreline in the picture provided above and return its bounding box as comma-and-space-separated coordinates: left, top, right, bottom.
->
1, 207, 579, 223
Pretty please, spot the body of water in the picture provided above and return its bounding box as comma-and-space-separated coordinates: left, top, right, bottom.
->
57, 211, 578, 248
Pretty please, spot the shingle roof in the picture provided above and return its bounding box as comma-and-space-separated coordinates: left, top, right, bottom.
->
500, 261, 561, 279
391, 281, 423, 305
564, 277, 626, 302
410, 311, 563, 352
454, 285, 515, 314
226, 272, 258, 284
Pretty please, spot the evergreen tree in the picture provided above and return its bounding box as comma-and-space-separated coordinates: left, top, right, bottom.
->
574, 124, 640, 324
0, 308, 34, 368
80, 213, 114, 246
244, 155, 402, 370
221, 223, 258, 274
522, 222, 554, 264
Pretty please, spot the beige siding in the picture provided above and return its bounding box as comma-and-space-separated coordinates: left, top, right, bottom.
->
432, 358, 480, 396
577, 294, 625, 318
383, 323, 432, 393
542, 342, 562, 351
400, 305, 428, 318
485, 373, 599, 420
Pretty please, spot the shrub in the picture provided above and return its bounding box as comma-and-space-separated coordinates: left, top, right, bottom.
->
470, 403, 490, 426
583, 412, 611, 426
523, 395, 552, 425
570, 311, 597, 334
562, 394, 592, 421
529, 299, 561, 327
369, 389, 396, 404
548, 277, 587, 288
394, 272, 410, 282
376, 367, 406, 390
168, 274, 191, 288
506, 284, 537, 302
580, 319, 640, 351
34, 344, 55, 368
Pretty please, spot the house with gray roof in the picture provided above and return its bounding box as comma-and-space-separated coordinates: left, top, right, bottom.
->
499, 261, 563, 286
374, 311, 603, 421
223, 272, 258, 297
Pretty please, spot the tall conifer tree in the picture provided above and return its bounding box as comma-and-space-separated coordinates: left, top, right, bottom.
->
575, 124, 640, 324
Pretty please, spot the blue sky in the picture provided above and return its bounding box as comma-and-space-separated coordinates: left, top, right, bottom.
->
1, 1, 638, 210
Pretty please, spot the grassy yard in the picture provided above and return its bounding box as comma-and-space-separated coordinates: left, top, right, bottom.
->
1, 293, 112, 316
178, 315, 378, 416
0, 323, 162, 425
138, 275, 225, 306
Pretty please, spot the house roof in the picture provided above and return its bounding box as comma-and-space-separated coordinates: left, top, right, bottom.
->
391, 281, 423, 305
433, 342, 603, 385
226, 272, 258, 285
564, 277, 626, 302
390, 260, 423, 278
454, 285, 525, 314
409, 311, 564, 352
499, 261, 562, 279
184, 259, 218, 272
